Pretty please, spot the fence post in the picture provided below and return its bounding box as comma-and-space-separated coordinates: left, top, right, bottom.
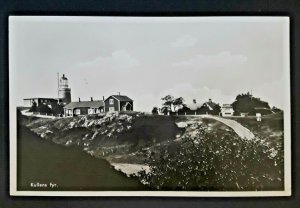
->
195, 111, 196, 115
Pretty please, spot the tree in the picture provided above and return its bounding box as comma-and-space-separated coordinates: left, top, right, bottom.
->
29, 101, 37, 112
212, 104, 221, 115
232, 92, 270, 115
271, 106, 283, 114
51, 103, 64, 116
161, 95, 185, 113
161, 95, 174, 112
36, 104, 52, 114
178, 106, 192, 115
173, 97, 185, 112
152, 107, 158, 115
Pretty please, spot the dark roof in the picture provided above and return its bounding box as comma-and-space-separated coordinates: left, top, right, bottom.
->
106, 95, 133, 102
64, 100, 104, 109
202, 101, 217, 110
23, 98, 59, 100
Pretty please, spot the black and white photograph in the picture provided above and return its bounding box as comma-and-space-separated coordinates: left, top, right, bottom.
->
9, 16, 291, 196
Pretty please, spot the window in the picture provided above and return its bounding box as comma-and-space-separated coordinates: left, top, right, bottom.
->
109, 107, 115, 112
109, 98, 114, 105
75, 109, 81, 115
88, 109, 95, 114
66, 109, 73, 116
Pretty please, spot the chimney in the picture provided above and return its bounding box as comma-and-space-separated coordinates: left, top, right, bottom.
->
209, 98, 212, 103
78, 97, 81, 102
103, 96, 105, 100
91, 97, 93, 101
118, 92, 120, 96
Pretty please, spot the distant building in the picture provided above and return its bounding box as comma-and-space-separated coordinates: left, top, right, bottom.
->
23, 98, 62, 108
221, 104, 234, 117
202, 99, 217, 111
198, 99, 220, 115
177, 99, 221, 115
63, 98, 104, 117
104, 95, 133, 112
63, 94, 134, 117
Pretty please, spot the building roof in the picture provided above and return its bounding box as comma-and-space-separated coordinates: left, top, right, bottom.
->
64, 100, 104, 109
222, 104, 233, 108
106, 95, 133, 102
202, 101, 217, 110
185, 102, 202, 110
23, 98, 59, 100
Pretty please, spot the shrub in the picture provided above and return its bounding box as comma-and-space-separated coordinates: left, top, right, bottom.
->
36, 104, 52, 114
138, 124, 283, 191
152, 107, 158, 115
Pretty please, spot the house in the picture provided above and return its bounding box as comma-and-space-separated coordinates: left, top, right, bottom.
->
176, 99, 221, 115
198, 99, 220, 115
221, 104, 234, 117
177, 100, 202, 115
23, 98, 62, 107
104, 95, 133, 112
64, 98, 104, 117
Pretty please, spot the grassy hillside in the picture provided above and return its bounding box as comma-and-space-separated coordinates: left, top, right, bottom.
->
17, 125, 147, 191
231, 113, 284, 148
138, 115, 284, 191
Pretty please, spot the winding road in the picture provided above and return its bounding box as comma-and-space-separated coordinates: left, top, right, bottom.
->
203, 115, 255, 140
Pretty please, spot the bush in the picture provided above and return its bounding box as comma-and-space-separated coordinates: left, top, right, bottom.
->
152, 107, 158, 115
36, 104, 52, 114
29, 101, 37, 112
138, 124, 283, 191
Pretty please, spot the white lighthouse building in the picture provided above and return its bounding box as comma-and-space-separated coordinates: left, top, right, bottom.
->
58, 74, 71, 105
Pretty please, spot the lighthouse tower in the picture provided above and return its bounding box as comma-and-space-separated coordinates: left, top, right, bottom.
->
58, 74, 71, 104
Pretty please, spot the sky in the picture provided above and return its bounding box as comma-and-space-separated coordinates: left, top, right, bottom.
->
9, 16, 289, 111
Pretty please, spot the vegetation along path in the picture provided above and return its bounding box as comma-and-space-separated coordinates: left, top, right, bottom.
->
203, 115, 255, 140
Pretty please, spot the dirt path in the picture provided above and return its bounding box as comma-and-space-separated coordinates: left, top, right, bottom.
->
203, 115, 255, 140
111, 163, 150, 176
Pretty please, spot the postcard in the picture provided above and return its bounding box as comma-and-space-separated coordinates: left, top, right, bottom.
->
9, 16, 291, 196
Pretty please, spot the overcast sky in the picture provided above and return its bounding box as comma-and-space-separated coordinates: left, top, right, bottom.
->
9, 16, 289, 111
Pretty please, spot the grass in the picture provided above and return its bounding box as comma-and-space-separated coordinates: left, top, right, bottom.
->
231, 112, 284, 148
